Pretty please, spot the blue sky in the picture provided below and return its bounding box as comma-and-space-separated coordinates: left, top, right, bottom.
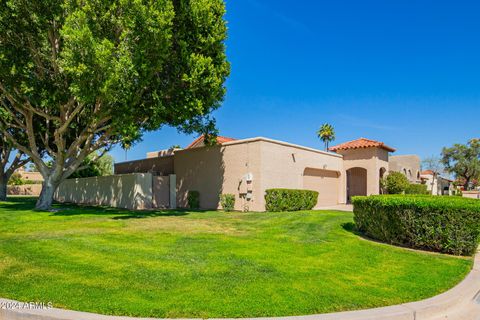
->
111, 0, 480, 162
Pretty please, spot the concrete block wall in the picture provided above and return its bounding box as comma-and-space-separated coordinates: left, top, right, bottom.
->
54, 173, 153, 210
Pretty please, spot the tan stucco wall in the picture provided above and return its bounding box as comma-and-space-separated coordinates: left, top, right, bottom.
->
258, 140, 345, 209
153, 176, 170, 208
16, 171, 43, 182
7, 184, 42, 196
463, 191, 480, 199
114, 156, 174, 176
303, 168, 340, 206
389, 155, 421, 182
337, 147, 389, 196
174, 138, 345, 211
174, 141, 263, 211
55, 173, 153, 210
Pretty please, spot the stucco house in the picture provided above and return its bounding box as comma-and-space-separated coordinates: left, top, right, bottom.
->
420, 170, 454, 196
107, 136, 420, 211
15, 166, 44, 182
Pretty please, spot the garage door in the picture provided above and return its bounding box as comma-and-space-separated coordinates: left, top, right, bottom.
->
303, 168, 340, 207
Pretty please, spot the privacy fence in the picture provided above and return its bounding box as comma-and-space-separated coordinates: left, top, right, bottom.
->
54, 173, 176, 210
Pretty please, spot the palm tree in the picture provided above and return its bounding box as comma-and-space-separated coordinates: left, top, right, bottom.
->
317, 123, 336, 151
122, 142, 131, 161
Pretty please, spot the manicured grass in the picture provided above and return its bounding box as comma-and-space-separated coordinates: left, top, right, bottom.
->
0, 197, 472, 318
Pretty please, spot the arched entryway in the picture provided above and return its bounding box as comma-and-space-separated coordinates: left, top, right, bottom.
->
346, 167, 367, 202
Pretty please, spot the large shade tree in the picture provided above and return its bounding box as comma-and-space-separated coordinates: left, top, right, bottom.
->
0, 0, 230, 209
442, 139, 480, 190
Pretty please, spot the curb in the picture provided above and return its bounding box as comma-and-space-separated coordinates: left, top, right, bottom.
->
1, 253, 479, 320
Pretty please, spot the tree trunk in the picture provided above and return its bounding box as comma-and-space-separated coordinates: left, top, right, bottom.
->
0, 174, 7, 201
35, 175, 62, 210
431, 174, 436, 195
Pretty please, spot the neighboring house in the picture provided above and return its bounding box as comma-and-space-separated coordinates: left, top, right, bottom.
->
389, 155, 421, 183
86, 136, 419, 211
7, 166, 43, 197
420, 170, 454, 196
15, 166, 44, 182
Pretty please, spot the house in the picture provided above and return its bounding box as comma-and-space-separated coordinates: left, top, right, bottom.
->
7, 166, 43, 197
420, 170, 454, 196
15, 166, 44, 182
389, 155, 421, 183
104, 136, 419, 211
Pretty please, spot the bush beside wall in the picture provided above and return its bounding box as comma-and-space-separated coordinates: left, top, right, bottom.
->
405, 183, 429, 195
382, 172, 410, 194
265, 189, 318, 212
352, 195, 480, 255
187, 191, 200, 209
220, 194, 235, 212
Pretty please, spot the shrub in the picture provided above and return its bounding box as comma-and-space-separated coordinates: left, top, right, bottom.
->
265, 189, 318, 212
352, 195, 480, 255
220, 194, 235, 212
7, 173, 25, 186
187, 191, 200, 209
405, 183, 429, 195
382, 172, 410, 194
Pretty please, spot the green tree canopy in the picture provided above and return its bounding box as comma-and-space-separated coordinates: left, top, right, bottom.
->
317, 123, 335, 151
442, 139, 480, 190
0, 0, 230, 209
69, 152, 114, 179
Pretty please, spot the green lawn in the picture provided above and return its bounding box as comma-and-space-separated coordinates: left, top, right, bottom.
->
0, 197, 472, 318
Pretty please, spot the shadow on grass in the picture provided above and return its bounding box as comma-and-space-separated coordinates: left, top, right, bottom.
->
2, 196, 202, 220
342, 222, 360, 234
51, 204, 198, 220
342, 222, 380, 241
0, 196, 38, 211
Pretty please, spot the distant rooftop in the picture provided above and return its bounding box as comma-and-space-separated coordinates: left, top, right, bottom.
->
421, 170, 435, 175
329, 138, 396, 152
186, 135, 237, 149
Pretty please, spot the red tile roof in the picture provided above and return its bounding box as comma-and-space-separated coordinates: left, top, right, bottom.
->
186, 135, 236, 149
421, 170, 435, 175
329, 138, 396, 152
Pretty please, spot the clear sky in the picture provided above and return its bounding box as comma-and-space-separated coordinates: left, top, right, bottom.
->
110, 0, 480, 163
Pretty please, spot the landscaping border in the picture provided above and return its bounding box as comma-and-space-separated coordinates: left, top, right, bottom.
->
1, 252, 479, 320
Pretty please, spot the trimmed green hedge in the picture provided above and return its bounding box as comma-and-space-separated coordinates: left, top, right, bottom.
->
352, 195, 480, 255
265, 189, 318, 212
405, 183, 429, 195
187, 191, 200, 209
382, 172, 410, 194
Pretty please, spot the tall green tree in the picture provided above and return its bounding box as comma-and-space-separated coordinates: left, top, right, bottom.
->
317, 123, 336, 151
442, 139, 480, 190
0, 0, 230, 209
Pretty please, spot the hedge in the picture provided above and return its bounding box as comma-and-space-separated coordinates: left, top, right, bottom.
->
220, 194, 235, 212
352, 195, 480, 255
265, 189, 318, 212
187, 191, 200, 209
405, 183, 429, 195
382, 172, 410, 194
